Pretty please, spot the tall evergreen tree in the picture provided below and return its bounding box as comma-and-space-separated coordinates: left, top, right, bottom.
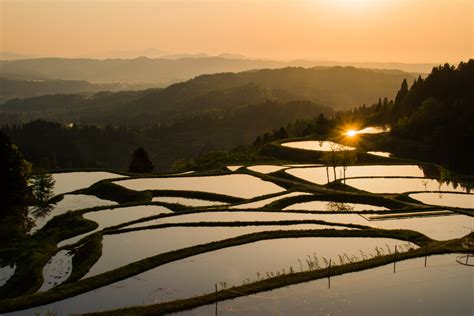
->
129, 147, 154, 173
395, 79, 409, 105
31, 170, 56, 218
0, 131, 32, 242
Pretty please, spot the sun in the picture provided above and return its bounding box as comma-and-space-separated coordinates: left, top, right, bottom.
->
346, 130, 358, 137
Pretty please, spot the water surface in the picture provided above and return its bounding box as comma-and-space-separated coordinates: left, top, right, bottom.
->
189, 254, 471, 316
284, 201, 388, 211
368, 151, 392, 157
125, 211, 368, 229
30, 194, 117, 234
52, 172, 125, 196
409, 193, 474, 209
13, 238, 415, 315
115, 174, 284, 199
152, 197, 227, 207
231, 192, 310, 209
345, 178, 469, 194
285, 165, 424, 185
281, 141, 354, 151
227, 165, 242, 172
367, 214, 473, 240
38, 250, 73, 292
57, 205, 171, 247
85, 225, 356, 278
246, 165, 287, 174
0, 265, 16, 287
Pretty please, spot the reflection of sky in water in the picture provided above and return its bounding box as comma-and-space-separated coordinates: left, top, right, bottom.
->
368, 151, 392, 157
410, 192, 474, 209
286, 165, 424, 184
57, 205, 171, 247
282, 140, 354, 151
52, 172, 125, 195
11, 238, 414, 315
152, 196, 227, 207
30, 194, 117, 234
345, 178, 469, 194
39, 250, 73, 292
285, 200, 388, 211
231, 192, 310, 209
85, 225, 356, 278
190, 254, 472, 316
246, 165, 287, 174
115, 174, 284, 199
0, 265, 16, 287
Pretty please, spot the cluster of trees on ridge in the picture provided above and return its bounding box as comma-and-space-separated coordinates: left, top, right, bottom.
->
250, 60, 474, 174
2, 62, 472, 174
0, 66, 414, 171
0, 66, 415, 126
1, 100, 331, 171
349, 60, 473, 173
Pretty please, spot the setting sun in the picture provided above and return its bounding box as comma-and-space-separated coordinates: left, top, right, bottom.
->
346, 130, 358, 137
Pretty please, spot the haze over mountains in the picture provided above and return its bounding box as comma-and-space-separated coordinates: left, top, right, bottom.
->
0, 55, 433, 86
0, 78, 159, 103
0, 62, 418, 170
0, 66, 415, 126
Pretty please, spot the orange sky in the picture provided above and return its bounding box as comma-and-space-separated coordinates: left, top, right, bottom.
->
1, 0, 472, 63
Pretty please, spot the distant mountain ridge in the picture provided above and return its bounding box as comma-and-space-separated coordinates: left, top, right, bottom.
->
0, 78, 162, 103
0, 56, 433, 86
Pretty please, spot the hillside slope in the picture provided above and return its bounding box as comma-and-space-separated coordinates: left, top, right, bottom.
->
0, 66, 415, 125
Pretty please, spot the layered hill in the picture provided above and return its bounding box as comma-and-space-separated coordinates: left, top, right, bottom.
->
0, 56, 433, 84
0, 66, 415, 126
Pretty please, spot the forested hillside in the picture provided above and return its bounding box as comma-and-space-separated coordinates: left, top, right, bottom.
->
2, 100, 331, 170
0, 78, 160, 102
255, 61, 473, 174
0, 66, 414, 126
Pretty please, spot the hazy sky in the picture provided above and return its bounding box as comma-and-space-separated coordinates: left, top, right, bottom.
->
1, 0, 472, 63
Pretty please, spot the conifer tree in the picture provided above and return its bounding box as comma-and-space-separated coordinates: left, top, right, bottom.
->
129, 147, 154, 173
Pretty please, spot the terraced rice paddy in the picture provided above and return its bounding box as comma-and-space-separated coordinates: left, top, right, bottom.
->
230, 192, 310, 209
114, 174, 285, 198
284, 201, 389, 211
30, 194, 118, 233
52, 172, 126, 196
3, 164, 473, 315
152, 196, 227, 207
285, 165, 425, 185
281, 140, 354, 151
0, 265, 16, 288
409, 192, 474, 209
246, 165, 288, 174
189, 254, 471, 316
345, 178, 470, 194
17, 239, 414, 315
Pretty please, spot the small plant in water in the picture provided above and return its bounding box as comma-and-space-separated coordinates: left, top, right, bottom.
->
297, 259, 303, 272
322, 256, 329, 268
